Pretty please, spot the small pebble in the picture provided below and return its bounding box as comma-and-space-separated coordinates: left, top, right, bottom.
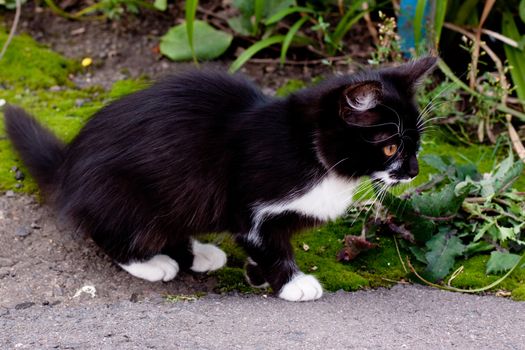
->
49, 86, 61, 92
15, 226, 31, 237
5, 190, 15, 198
15, 170, 25, 181
10, 166, 18, 172
0, 258, 14, 267
14, 302, 35, 310
30, 222, 41, 229
75, 98, 86, 107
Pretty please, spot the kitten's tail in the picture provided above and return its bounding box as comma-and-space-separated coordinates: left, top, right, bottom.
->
3, 105, 65, 192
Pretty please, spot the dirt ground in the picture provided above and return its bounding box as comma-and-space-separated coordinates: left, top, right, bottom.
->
11, 3, 373, 90
0, 193, 222, 309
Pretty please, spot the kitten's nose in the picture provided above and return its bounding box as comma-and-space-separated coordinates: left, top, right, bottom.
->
407, 156, 419, 178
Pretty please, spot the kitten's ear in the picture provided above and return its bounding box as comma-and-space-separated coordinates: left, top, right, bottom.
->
387, 56, 438, 88
342, 81, 383, 112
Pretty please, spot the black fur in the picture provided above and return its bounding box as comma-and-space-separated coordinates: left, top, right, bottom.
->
4, 57, 436, 294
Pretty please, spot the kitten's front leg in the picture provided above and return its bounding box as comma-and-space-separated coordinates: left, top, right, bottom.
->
237, 214, 323, 302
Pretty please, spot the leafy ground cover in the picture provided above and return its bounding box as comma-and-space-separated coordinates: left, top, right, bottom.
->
1, 29, 525, 300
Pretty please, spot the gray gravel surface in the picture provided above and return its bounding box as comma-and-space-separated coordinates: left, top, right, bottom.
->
2, 285, 525, 350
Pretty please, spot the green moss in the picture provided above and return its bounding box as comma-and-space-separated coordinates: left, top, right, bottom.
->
213, 267, 262, 294
511, 285, 525, 301
293, 220, 408, 291
108, 78, 151, 99
0, 30, 78, 89
275, 79, 308, 97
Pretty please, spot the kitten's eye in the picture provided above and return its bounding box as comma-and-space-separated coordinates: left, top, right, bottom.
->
383, 144, 398, 157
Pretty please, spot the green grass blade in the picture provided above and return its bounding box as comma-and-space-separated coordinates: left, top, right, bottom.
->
502, 11, 525, 107
280, 16, 309, 65
254, 0, 264, 35
454, 0, 480, 25
331, 0, 364, 44
414, 0, 427, 50
331, 0, 388, 49
433, 0, 447, 46
264, 6, 315, 25
185, 0, 199, 64
229, 35, 285, 73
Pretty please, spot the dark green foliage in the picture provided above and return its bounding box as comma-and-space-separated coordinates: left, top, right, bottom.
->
379, 152, 525, 283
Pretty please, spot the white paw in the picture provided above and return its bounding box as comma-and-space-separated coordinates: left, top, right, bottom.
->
119, 254, 179, 282
278, 274, 323, 302
191, 240, 227, 273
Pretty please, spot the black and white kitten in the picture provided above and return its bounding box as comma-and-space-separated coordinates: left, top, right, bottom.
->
4, 57, 436, 301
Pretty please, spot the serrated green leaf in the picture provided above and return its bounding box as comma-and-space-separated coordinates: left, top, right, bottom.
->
464, 241, 494, 257
422, 154, 449, 172
409, 246, 428, 264
411, 182, 469, 219
480, 161, 523, 198
423, 231, 465, 282
160, 21, 233, 61
486, 251, 522, 274
498, 226, 518, 242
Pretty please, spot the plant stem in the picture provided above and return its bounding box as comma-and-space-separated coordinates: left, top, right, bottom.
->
406, 254, 525, 293
0, 0, 22, 61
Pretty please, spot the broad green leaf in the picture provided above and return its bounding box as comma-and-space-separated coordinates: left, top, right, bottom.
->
423, 231, 465, 282
486, 251, 522, 274
153, 0, 167, 11
160, 21, 233, 61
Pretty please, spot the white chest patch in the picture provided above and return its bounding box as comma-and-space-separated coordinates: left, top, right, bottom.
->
248, 174, 359, 245
255, 173, 359, 223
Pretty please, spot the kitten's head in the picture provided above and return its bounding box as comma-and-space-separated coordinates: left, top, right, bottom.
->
305, 56, 438, 186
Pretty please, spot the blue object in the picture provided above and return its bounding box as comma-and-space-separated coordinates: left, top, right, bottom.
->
398, 0, 433, 56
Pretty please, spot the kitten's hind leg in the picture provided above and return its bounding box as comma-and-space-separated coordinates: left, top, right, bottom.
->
161, 238, 227, 273
119, 255, 179, 282
190, 240, 227, 273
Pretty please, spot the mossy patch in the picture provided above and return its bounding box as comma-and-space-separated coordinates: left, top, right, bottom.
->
0, 30, 150, 192
0, 30, 78, 89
